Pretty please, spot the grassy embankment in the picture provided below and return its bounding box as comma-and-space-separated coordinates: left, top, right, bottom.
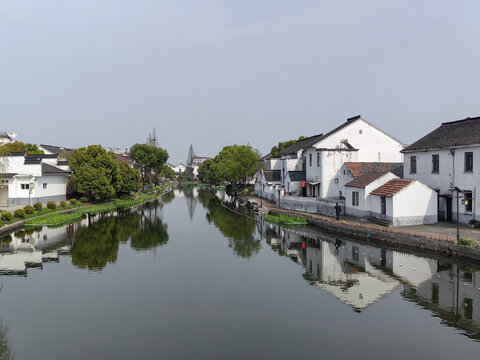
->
263, 213, 308, 225
19, 188, 170, 227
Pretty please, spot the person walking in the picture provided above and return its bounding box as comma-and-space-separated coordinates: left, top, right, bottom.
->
334, 202, 342, 220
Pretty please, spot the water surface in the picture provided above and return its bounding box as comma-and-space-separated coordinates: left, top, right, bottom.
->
0, 187, 479, 359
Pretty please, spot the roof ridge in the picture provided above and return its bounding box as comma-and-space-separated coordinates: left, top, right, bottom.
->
441, 116, 480, 126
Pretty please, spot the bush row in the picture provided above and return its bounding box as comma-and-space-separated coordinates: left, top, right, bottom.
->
0, 199, 80, 224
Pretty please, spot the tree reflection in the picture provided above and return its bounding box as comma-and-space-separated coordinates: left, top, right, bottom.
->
0, 321, 13, 360
201, 191, 260, 259
70, 208, 169, 270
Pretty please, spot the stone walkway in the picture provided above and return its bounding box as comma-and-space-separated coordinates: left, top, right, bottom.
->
248, 196, 480, 244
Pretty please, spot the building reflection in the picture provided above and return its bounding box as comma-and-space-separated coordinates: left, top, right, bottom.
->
0, 201, 170, 274
261, 222, 480, 339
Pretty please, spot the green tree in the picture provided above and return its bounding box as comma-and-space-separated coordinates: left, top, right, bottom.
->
69, 145, 122, 200
213, 145, 260, 187
117, 162, 142, 196
130, 144, 169, 188
160, 164, 175, 180
0, 141, 45, 155
270, 136, 306, 157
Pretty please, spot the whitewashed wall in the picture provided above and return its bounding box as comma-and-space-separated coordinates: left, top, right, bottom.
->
404, 145, 480, 223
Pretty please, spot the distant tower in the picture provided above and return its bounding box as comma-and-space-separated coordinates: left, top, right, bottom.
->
186, 144, 195, 168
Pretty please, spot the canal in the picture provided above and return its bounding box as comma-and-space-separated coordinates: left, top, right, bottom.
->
0, 187, 479, 359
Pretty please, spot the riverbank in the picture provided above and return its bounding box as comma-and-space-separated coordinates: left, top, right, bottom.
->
246, 195, 480, 262
0, 188, 172, 235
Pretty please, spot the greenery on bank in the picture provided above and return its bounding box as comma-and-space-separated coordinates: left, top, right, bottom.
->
197, 144, 260, 189
457, 237, 478, 249
25, 212, 85, 226
68, 145, 142, 200
263, 213, 308, 225
0, 201, 87, 227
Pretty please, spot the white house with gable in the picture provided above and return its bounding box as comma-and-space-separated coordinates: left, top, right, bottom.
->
0, 152, 70, 206
304, 115, 404, 199
402, 116, 480, 224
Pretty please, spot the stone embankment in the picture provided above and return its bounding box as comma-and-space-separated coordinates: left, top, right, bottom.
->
244, 196, 480, 263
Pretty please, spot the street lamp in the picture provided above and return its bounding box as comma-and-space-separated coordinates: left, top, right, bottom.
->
450, 186, 464, 241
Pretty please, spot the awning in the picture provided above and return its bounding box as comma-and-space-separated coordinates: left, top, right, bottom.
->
308, 182, 320, 185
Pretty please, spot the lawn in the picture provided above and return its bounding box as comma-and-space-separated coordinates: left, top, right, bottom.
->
263, 213, 308, 225
24, 212, 85, 226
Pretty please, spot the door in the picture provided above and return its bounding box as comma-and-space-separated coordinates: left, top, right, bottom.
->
446, 197, 453, 222
0, 186, 7, 206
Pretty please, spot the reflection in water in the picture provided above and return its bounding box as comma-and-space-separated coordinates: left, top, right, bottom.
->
70, 213, 138, 271
0, 321, 13, 360
71, 204, 169, 270
198, 189, 260, 259
130, 201, 169, 251
261, 223, 480, 339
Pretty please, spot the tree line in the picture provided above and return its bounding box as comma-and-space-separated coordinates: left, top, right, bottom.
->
68, 143, 172, 200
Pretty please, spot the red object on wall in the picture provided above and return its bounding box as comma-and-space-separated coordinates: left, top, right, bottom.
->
301, 181, 306, 187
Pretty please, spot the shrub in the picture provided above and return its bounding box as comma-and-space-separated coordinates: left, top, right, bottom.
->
80, 196, 88, 203
24, 205, 34, 214
1, 212, 13, 222
47, 201, 56, 209
241, 188, 250, 196
33, 202, 43, 211
60, 200, 67, 207
70, 198, 77, 205
457, 237, 478, 249
14, 209, 26, 218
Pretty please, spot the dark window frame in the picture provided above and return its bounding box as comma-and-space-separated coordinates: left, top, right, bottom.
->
381, 196, 386, 215
432, 154, 439, 173
410, 156, 417, 174
465, 152, 473, 172
309, 153, 312, 167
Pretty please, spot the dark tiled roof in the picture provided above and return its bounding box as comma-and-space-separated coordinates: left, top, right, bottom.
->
344, 172, 387, 188
260, 153, 272, 161
41, 163, 71, 175
264, 170, 281, 182
345, 162, 403, 179
0, 173, 17, 178
370, 179, 413, 197
276, 134, 324, 157
287, 171, 306, 182
6, 152, 25, 156
40, 144, 64, 154
26, 154, 58, 159
57, 160, 69, 166
24, 159, 42, 165
403, 116, 480, 152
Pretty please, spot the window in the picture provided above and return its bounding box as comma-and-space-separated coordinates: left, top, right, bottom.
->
309, 153, 312, 166
317, 152, 320, 166
465, 152, 473, 172
432, 154, 439, 173
21, 183, 29, 190
464, 191, 472, 212
352, 191, 359, 206
43, 183, 47, 189
381, 196, 386, 215
410, 156, 417, 174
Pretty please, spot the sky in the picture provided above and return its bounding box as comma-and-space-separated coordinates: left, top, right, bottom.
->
1, 0, 480, 164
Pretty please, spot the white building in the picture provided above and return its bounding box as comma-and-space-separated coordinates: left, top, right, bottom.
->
402, 116, 480, 224
0, 153, 70, 206
168, 163, 187, 177
254, 169, 281, 201
304, 115, 404, 199
0, 132, 17, 146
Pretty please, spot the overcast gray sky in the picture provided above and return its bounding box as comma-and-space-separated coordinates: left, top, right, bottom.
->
1, 0, 479, 164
